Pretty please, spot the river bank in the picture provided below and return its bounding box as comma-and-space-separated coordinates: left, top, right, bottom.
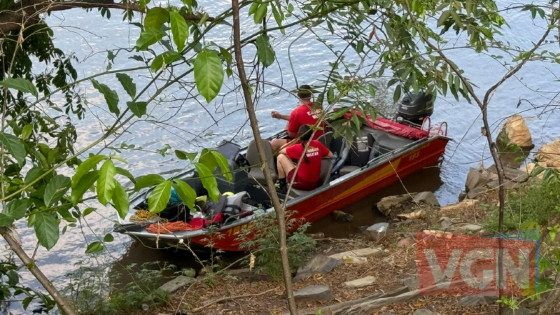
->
136, 115, 560, 315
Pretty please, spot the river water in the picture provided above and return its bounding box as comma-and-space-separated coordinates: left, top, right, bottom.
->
4, 1, 560, 312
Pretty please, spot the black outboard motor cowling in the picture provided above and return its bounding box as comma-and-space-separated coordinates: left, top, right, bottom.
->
395, 92, 434, 126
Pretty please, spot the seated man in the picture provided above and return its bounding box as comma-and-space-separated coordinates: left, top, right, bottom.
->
270, 85, 325, 152
276, 125, 333, 193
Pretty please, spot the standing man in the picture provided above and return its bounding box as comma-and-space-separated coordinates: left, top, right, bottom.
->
270, 85, 325, 151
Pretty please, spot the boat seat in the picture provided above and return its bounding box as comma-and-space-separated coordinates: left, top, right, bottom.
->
317, 129, 333, 148
245, 139, 278, 186
368, 132, 415, 159
290, 158, 333, 197
339, 165, 359, 176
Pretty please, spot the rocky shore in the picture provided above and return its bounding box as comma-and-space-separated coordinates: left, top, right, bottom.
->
147, 115, 560, 315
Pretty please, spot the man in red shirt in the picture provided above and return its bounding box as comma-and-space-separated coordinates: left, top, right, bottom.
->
276, 125, 333, 193
270, 85, 325, 152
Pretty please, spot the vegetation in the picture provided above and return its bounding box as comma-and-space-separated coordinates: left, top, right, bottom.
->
239, 213, 316, 280
0, 250, 54, 313
0, 0, 559, 313
64, 260, 179, 314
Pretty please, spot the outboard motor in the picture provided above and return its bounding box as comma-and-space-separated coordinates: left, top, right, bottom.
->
395, 92, 434, 126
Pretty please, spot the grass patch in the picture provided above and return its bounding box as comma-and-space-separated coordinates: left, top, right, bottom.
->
484, 179, 560, 232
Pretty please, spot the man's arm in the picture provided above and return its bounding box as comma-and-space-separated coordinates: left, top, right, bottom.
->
271, 111, 289, 121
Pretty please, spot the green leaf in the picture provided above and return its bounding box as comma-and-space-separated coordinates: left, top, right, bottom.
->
172, 179, 196, 210
393, 85, 402, 103
199, 148, 217, 171
170, 11, 189, 52
85, 241, 104, 254
0, 132, 26, 166
126, 101, 148, 117
21, 124, 33, 140
148, 180, 172, 213
437, 10, 451, 27
0, 77, 38, 97
150, 51, 181, 72
175, 150, 197, 161
112, 180, 130, 219
97, 160, 116, 205
193, 49, 224, 102
145, 7, 169, 30
57, 205, 76, 223
209, 150, 232, 181
327, 87, 335, 104
83, 207, 95, 217
115, 167, 136, 184
116, 73, 136, 98
103, 233, 114, 242
136, 28, 165, 50
44, 175, 71, 207
195, 163, 220, 201
139, 0, 150, 9
135, 174, 165, 190
271, 3, 284, 34
33, 212, 59, 250
255, 35, 275, 67
24, 167, 42, 185
248, 1, 260, 15
254, 3, 268, 24
3, 199, 29, 220
91, 79, 119, 115
73, 155, 106, 188
71, 171, 99, 205
0, 214, 13, 227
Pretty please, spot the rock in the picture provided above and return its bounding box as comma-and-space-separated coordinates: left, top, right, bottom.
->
440, 199, 479, 214
413, 309, 435, 315
293, 255, 342, 281
536, 137, 560, 169
458, 190, 467, 201
294, 285, 333, 303
331, 210, 354, 222
376, 194, 413, 218
157, 275, 195, 294
452, 223, 484, 233
496, 115, 534, 168
397, 209, 426, 220
344, 275, 377, 288
440, 218, 452, 230
467, 186, 487, 199
465, 167, 493, 192
488, 165, 529, 183
458, 295, 497, 306
499, 115, 534, 148
330, 247, 383, 260
412, 191, 440, 207
397, 237, 414, 248
364, 222, 389, 241
402, 276, 418, 291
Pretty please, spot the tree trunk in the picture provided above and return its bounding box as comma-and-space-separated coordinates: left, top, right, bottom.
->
230, 0, 297, 314
0, 227, 77, 315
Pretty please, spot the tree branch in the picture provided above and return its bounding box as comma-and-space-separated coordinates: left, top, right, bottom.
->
0, 0, 209, 35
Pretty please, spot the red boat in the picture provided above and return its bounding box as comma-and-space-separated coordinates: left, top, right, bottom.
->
115, 112, 449, 251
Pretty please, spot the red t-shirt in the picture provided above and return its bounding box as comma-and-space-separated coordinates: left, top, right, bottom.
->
287, 102, 325, 140
285, 140, 331, 183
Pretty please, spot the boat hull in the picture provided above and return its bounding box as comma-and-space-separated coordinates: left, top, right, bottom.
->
164, 136, 449, 251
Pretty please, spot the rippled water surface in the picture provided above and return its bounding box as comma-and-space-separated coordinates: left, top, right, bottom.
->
4, 1, 560, 312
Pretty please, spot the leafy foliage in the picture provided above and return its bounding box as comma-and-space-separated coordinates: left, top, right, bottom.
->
0, 251, 55, 313
64, 260, 178, 314
239, 212, 316, 280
